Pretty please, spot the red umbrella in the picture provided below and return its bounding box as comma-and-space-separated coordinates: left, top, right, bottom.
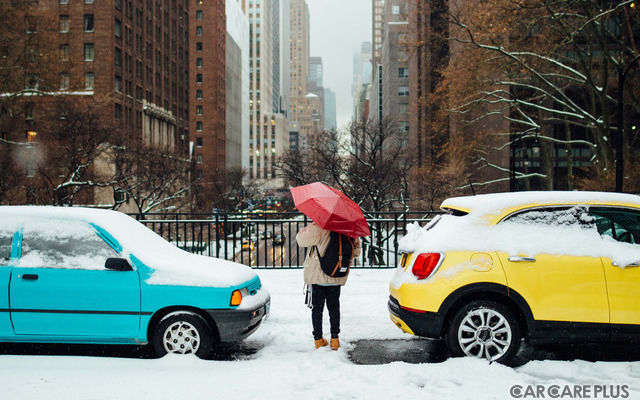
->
290, 182, 371, 238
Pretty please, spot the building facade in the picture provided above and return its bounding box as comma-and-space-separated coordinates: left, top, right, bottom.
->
191, 0, 227, 185
226, 0, 250, 171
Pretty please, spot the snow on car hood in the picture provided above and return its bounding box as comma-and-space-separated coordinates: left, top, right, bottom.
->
399, 211, 640, 269
0, 206, 257, 288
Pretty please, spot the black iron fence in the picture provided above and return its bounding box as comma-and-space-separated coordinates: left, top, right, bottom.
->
129, 211, 441, 269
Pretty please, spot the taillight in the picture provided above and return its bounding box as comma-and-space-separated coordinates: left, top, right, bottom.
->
411, 253, 442, 280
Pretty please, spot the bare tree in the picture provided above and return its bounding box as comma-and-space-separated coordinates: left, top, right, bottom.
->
15, 96, 120, 205
418, 0, 639, 191
113, 139, 193, 215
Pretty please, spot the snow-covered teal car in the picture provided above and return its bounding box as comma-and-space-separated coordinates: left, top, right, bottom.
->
0, 206, 270, 358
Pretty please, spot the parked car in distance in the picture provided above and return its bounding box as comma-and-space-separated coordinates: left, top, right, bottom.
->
260, 230, 273, 240
273, 233, 285, 245
389, 191, 640, 365
0, 206, 270, 359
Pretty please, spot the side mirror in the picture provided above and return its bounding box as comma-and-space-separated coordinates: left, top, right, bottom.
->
105, 257, 133, 271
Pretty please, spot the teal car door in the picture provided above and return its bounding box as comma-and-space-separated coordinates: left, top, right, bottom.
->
0, 227, 16, 337
10, 219, 141, 338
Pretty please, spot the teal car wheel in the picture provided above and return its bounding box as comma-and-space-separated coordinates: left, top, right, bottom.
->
153, 311, 214, 358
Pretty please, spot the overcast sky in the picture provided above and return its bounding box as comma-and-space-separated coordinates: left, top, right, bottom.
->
306, 0, 372, 129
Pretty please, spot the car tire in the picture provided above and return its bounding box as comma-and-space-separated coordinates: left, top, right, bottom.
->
446, 300, 521, 364
152, 311, 215, 359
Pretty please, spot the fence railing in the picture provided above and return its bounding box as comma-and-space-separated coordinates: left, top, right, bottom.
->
129, 211, 441, 269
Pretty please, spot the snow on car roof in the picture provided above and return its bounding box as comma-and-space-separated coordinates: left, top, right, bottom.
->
442, 191, 640, 218
0, 206, 256, 288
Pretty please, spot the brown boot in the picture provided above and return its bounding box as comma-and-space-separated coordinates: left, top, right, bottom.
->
330, 337, 340, 350
314, 338, 328, 349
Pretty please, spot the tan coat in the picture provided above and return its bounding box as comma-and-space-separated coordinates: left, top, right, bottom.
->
296, 222, 362, 285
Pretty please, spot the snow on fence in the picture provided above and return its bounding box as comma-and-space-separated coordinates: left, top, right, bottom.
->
129, 211, 441, 269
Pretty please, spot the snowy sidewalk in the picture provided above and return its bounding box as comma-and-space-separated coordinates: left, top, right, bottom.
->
1, 269, 639, 400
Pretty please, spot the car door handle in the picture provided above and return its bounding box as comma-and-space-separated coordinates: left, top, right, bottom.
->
611, 262, 640, 268
21, 274, 39, 280
508, 256, 536, 263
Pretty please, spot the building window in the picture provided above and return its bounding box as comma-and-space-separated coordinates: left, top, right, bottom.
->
196, 42, 202, 51
392, 5, 400, 14
196, 106, 203, 115
196, 10, 202, 20
398, 103, 408, 115
85, 0, 95, 3
115, 75, 122, 92
196, 169, 203, 179
115, 103, 122, 119
60, 73, 69, 90
84, 14, 94, 32
115, 18, 122, 37
196, 154, 203, 163
196, 26, 203, 36
60, 15, 69, 33
196, 89, 202, 99
196, 122, 203, 131
196, 73, 202, 83
196, 58, 203, 67
399, 121, 409, 132
85, 72, 94, 90
60, 0, 69, 4
115, 47, 122, 66
196, 137, 203, 146
59, 44, 70, 61
84, 43, 94, 61
398, 68, 409, 79
25, 103, 35, 120
398, 85, 409, 96
25, 74, 38, 90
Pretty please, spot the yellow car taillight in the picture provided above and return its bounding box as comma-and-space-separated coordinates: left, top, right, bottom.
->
411, 253, 442, 280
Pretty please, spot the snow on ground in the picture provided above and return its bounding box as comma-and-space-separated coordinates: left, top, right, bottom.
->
1, 269, 640, 400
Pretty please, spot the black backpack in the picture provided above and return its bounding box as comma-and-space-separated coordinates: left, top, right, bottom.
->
315, 231, 355, 278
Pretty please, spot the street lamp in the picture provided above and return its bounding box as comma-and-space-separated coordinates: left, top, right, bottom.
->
616, 54, 640, 193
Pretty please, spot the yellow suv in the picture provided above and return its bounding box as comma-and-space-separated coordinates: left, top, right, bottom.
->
389, 191, 640, 364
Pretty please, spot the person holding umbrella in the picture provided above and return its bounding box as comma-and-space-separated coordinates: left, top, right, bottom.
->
291, 183, 370, 350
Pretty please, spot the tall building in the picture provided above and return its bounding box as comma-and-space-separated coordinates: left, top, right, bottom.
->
324, 88, 337, 130
226, 0, 250, 171
352, 41, 372, 123
246, 0, 289, 188
53, 0, 191, 152
408, 0, 448, 169
190, 0, 227, 185
308, 56, 323, 89
372, 0, 385, 65
381, 0, 409, 142
289, 0, 311, 142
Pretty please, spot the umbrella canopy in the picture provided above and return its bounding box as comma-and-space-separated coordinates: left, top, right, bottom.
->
290, 182, 371, 238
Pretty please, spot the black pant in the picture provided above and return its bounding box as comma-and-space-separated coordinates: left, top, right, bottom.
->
311, 284, 341, 340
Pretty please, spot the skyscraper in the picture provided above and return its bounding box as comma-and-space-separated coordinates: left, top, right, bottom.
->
245, 0, 289, 187
289, 0, 311, 144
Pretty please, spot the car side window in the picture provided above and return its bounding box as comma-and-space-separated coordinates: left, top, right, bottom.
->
20, 219, 119, 270
503, 206, 594, 229
0, 231, 12, 266
590, 208, 640, 245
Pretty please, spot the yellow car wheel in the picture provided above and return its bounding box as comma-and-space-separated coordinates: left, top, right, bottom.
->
446, 300, 522, 365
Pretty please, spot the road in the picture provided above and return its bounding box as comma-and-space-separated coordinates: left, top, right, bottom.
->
228, 224, 305, 268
